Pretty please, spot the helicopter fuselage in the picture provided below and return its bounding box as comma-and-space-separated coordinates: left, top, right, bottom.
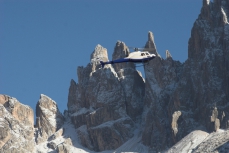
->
100, 51, 156, 67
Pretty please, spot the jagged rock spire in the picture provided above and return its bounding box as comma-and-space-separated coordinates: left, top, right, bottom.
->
203, 0, 210, 6
36, 94, 64, 136
90, 44, 108, 62
200, 0, 229, 26
90, 44, 108, 71
148, 31, 155, 42
112, 41, 135, 72
166, 50, 172, 59
189, 0, 229, 59
112, 41, 129, 59
144, 31, 158, 56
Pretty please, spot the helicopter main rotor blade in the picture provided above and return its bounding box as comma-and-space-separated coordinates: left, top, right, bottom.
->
142, 48, 155, 51
128, 47, 155, 52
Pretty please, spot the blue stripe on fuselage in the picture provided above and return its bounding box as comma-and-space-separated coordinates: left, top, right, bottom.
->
103, 56, 155, 65
103, 58, 129, 65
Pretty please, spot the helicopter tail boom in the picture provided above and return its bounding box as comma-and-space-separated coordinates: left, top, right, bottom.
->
100, 61, 105, 68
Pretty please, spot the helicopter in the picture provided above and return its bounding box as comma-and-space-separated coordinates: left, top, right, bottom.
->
100, 47, 156, 68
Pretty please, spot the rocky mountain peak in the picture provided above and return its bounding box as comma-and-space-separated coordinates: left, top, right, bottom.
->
66, 37, 150, 151
111, 40, 145, 120
35, 94, 64, 144
165, 0, 229, 150
144, 31, 158, 56
148, 31, 154, 42
112, 41, 135, 73
1, 95, 34, 127
0, 95, 34, 153
166, 50, 172, 59
203, 0, 210, 5
90, 44, 108, 61
113, 41, 129, 58
188, 0, 229, 60
200, 0, 229, 26
90, 44, 108, 72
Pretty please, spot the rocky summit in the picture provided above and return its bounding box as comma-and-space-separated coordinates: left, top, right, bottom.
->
1, 0, 229, 152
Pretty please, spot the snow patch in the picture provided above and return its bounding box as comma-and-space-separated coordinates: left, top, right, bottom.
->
221, 7, 228, 24
71, 107, 94, 117
40, 106, 57, 128
166, 130, 209, 153
40, 94, 57, 105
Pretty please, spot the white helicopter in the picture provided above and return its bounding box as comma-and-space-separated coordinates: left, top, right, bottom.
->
100, 48, 156, 68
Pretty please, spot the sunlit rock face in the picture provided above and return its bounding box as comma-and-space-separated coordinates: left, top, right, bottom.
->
0, 95, 35, 153
35, 94, 64, 144
90, 44, 109, 72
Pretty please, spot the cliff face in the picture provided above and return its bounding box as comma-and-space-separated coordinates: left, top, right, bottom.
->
35, 94, 64, 144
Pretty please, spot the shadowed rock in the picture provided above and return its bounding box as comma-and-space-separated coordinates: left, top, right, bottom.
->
111, 41, 145, 121
142, 0, 229, 151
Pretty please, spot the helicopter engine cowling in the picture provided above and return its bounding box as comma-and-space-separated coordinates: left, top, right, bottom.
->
126, 52, 129, 57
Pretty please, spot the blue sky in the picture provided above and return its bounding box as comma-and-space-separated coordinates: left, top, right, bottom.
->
0, 0, 202, 114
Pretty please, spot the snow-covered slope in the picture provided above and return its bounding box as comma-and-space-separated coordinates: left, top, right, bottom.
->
35, 116, 149, 153
166, 130, 209, 153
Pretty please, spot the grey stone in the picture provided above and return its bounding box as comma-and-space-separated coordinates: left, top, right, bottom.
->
57, 143, 71, 153
49, 128, 64, 141
47, 141, 57, 150
35, 94, 64, 144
